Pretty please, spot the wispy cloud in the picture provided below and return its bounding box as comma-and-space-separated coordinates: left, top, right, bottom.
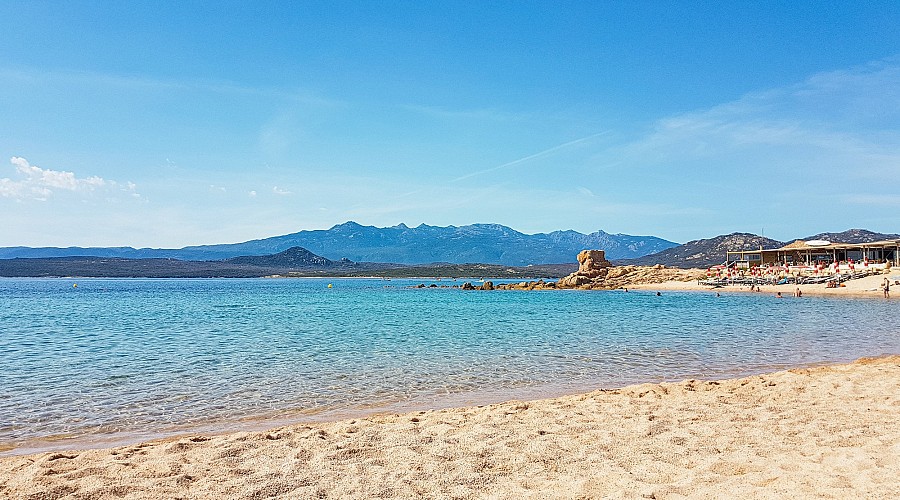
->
842, 194, 900, 207
452, 131, 612, 182
0, 67, 346, 108
604, 58, 900, 183
576, 57, 900, 239
401, 104, 527, 122
1, 157, 137, 201
272, 186, 291, 196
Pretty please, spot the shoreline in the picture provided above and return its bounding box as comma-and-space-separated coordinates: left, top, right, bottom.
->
629, 271, 899, 299
1, 356, 833, 458
2, 355, 898, 498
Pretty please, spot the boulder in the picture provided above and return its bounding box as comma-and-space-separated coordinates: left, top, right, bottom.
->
558, 274, 592, 287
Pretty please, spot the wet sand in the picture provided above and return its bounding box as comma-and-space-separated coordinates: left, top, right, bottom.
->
2, 356, 898, 499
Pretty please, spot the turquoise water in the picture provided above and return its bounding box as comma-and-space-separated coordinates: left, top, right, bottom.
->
1, 277, 898, 454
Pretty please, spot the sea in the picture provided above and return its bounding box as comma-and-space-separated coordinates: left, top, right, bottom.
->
1, 277, 898, 455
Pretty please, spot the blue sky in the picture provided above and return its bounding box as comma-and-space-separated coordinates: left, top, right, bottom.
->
2, 2, 899, 247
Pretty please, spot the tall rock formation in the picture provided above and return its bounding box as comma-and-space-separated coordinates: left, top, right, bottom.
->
557, 250, 612, 287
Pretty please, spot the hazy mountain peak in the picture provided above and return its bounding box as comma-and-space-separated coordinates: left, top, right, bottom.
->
331, 221, 365, 231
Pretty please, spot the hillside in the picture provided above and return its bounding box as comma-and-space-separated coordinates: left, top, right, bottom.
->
224, 247, 342, 268
619, 228, 900, 268
619, 233, 785, 268
801, 229, 900, 244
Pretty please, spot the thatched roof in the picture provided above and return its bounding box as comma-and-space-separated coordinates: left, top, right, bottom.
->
780, 240, 811, 250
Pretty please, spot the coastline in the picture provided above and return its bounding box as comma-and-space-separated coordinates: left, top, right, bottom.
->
629, 272, 899, 298
2, 356, 898, 498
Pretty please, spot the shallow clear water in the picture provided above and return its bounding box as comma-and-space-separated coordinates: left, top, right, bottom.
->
1, 277, 898, 453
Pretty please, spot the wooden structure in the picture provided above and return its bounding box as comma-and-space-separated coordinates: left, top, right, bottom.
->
726, 239, 900, 267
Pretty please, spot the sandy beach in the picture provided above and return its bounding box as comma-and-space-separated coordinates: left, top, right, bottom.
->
2, 355, 898, 499
632, 271, 900, 299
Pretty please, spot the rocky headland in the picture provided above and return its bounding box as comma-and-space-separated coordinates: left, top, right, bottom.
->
459, 250, 705, 291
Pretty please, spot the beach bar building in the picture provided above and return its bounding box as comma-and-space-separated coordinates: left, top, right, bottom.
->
726, 239, 900, 268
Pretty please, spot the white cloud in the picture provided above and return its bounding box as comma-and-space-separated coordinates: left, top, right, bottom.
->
842, 194, 900, 207
1, 156, 137, 201
596, 58, 900, 193
249, 190, 257, 197
272, 186, 291, 195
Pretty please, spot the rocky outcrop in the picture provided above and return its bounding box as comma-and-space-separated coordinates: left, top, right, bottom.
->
486, 250, 705, 291
449, 250, 704, 292
557, 250, 612, 287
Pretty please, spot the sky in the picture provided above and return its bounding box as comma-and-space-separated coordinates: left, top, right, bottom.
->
1, 1, 899, 247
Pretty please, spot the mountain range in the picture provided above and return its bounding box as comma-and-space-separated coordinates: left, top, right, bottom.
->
0, 221, 677, 266
1, 224, 895, 272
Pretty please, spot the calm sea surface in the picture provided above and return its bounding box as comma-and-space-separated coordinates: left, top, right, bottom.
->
1, 277, 898, 454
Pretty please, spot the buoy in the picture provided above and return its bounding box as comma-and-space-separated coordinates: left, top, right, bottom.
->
327, 283, 333, 288
73, 283, 78, 288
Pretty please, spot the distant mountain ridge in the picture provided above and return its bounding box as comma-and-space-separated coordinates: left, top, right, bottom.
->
801, 229, 900, 244
621, 228, 899, 268
0, 221, 678, 266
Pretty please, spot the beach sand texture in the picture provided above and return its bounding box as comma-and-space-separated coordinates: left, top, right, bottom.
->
1, 356, 898, 499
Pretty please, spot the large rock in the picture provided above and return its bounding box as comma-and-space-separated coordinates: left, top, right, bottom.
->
557, 249, 612, 287
576, 250, 611, 276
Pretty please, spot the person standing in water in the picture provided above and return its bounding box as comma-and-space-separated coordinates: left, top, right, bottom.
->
885, 277, 891, 298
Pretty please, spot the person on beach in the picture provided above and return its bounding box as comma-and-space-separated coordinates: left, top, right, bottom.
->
885, 277, 891, 298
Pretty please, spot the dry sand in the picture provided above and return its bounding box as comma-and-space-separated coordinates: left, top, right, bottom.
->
632, 271, 900, 299
2, 356, 899, 499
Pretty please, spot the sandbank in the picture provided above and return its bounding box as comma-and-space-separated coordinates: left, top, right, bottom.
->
2, 356, 899, 499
